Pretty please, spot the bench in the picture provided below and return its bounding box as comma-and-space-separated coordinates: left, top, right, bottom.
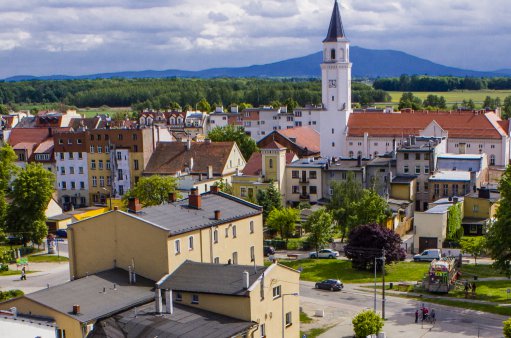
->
287, 254, 299, 260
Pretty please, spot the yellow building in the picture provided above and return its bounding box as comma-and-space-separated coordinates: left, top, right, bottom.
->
462, 187, 499, 236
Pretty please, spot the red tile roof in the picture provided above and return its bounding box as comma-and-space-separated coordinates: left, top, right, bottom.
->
8, 128, 54, 147
278, 127, 320, 153
347, 111, 507, 139
260, 140, 286, 150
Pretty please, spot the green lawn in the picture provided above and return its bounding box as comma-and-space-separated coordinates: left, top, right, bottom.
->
27, 255, 69, 263
300, 311, 313, 324
279, 259, 504, 284
460, 264, 505, 279
386, 90, 511, 104
0, 269, 37, 276
300, 325, 336, 338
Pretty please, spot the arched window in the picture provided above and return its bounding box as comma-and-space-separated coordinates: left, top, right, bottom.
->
330, 49, 336, 60
490, 154, 496, 166
349, 151, 354, 158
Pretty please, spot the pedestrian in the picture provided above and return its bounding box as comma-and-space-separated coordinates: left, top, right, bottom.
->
464, 281, 469, 298
20, 266, 26, 280
415, 309, 419, 323
472, 282, 477, 298
431, 309, 436, 323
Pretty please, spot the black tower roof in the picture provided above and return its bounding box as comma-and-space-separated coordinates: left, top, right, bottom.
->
323, 0, 346, 42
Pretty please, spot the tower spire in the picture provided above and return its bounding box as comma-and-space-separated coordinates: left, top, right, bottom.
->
323, 0, 346, 42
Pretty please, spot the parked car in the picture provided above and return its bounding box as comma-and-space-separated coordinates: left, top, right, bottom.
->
263, 246, 275, 257
413, 249, 441, 262
309, 249, 339, 259
56, 229, 67, 238
315, 279, 343, 291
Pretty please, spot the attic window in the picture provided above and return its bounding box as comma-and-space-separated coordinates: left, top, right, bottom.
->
289, 138, 296, 143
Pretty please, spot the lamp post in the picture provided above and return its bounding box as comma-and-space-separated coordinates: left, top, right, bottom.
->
374, 253, 385, 313
282, 293, 299, 338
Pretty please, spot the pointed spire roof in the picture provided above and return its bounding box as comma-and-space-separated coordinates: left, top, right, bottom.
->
323, 0, 346, 42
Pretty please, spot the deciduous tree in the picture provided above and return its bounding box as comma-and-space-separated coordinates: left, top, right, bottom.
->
460, 236, 486, 265
266, 207, 299, 244
303, 208, 335, 255
256, 182, 282, 223
398, 92, 423, 110
352, 310, 384, 338
208, 125, 258, 160
5, 164, 55, 246
123, 176, 180, 207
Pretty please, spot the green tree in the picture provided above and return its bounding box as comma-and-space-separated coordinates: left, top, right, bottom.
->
354, 190, 391, 226
487, 165, 511, 276
0, 144, 18, 191
352, 310, 384, 338
284, 98, 298, 112
504, 318, 511, 338
208, 125, 258, 160
503, 96, 511, 119
446, 202, 463, 242
266, 207, 299, 244
214, 178, 233, 195
460, 236, 487, 265
303, 208, 335, 255
5, 164, 55, 246
0, 104, 8, 115
327, 173, 364, 241
196, 98, 211, 112
123, 176, 180, 207
398, 92, 423, 110
256, 182, 282, 223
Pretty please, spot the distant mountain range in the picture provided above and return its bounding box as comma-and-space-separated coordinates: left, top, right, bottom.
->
4, 46, 509, 81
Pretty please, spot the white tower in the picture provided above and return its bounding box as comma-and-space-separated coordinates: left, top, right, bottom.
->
320, 0, 352, 158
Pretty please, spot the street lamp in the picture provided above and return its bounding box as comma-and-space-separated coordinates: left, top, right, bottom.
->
373, 250, 386, 319
282, 292, 299, 338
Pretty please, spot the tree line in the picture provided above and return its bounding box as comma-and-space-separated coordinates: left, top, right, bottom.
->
374, 75, 511, 92
0, 78, 390, 111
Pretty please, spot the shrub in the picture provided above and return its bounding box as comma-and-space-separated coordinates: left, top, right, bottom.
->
504, 318, 511, 338
352, 310, 384, 338
0, 290, 24, 302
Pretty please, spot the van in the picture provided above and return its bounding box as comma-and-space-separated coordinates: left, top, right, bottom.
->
413, 249, 442, 262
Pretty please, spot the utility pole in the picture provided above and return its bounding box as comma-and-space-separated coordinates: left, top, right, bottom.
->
382, 248, 386, 320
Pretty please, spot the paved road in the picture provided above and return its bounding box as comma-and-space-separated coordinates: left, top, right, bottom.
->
0, 262, 70, 294
300, 281, 506, 338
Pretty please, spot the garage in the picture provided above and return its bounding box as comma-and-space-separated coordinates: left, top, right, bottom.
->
418, 237, 438, 253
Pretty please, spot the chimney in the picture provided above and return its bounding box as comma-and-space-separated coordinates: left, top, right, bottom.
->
168, 192, 177, 203
211, 185, 220, 193
127, 197, 142, 213
214, 210, 221, 220
72, 304, 80, 315
208, 165, 213, 179
243, 271, 250, 289
188, 188, 201, 209
186, 138, 192, 151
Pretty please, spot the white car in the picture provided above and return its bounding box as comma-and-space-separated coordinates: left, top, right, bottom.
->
309, 249, 339, 259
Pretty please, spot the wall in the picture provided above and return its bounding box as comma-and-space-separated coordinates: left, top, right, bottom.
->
413, 211, 447, 250
172, 291, 251, 321
463, 196, 496, 219
0, 297, 84, 338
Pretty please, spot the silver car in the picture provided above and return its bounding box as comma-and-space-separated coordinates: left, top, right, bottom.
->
309, 249, 339, 259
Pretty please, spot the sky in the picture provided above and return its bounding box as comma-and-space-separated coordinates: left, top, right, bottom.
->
1, 0, 510, 78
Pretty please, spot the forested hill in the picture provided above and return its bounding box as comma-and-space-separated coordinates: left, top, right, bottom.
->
4, 46, 508, 81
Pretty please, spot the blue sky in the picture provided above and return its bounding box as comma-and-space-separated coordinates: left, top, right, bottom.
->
1, 0, 509, 78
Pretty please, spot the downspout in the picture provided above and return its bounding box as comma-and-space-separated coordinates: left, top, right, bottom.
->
68, 227, 78, 279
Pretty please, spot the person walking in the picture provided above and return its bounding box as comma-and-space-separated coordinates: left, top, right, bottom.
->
20, 266, 26, 280
415, 309, 419, 323
431, 308, 436, 324
472, 282, 477, 298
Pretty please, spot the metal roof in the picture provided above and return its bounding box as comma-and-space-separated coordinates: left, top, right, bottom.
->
323, 0, 346, 42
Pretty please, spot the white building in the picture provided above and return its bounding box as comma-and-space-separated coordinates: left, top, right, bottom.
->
55, 150, 89, 209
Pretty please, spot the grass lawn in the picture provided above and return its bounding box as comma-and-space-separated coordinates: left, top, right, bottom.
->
460, 264, 505, 279
300, 311, 313, 324
27, 255, 69, 263
386, 90, 511, 104
0, 269, 37, 276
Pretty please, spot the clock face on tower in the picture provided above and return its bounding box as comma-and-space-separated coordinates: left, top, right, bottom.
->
329, 80, 337, 88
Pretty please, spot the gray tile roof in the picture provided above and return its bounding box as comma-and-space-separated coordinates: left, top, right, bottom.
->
130, 192, 262, 236
24, 269, 155, 323
159, 261, 266, 296
89, 302, 254, 338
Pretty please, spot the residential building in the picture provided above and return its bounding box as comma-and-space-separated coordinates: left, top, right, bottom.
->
462, 187, 499, 236
258, 127, 321, 158
322, 157, 368, 201
365, 156, 396, 197
428, 171, 473, 202
286, 158, 328, 206
436, 153, 489, 185
388, 176, 417, 237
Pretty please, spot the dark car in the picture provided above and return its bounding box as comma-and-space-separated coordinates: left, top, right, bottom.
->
263, 246, 275, 257
315, 279, 343, 291
56, 229, 67, 238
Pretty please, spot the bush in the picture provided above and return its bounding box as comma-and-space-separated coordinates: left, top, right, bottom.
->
504, 318, 511, 338
0, 263, 8, 272
0, 290, 24, 302
352, 310, 384, 338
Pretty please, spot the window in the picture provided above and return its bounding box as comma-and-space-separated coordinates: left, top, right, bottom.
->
78, 152, 82, 159
260, 324, 266, 338
415, 165, 421, 174
225, 228, 229, 238
107, 176, 111, 186
92, 176, 97, 187
403, 153, 409, 160
232, 251, 238, 264
332, 128, 334, 134
91, 160, 96, 170
69, 152, 74, 160
117, 152, 122, 160
250, 246, 255, 261
213, 229, 218, 243
424, 182, 429, 191
374, 142, 378, 146
490, 154, 496, 166
415, 153, 420, 160
175, 240, 181, 254
292, 170, 299, 178
310, 186, 317, 194
98, 160, 103, 170
479, 144, 483, 149
349, 151, 354, 158
105, 146, 110, 154
292, 186, 299, 194
80, 181, 85, 189
232, 225, 237, 238
175, 293, 182, 301
309, 171, 317, 179
118, 134, 123, 140
60, 167, 66, 175
132, 133, 138, 140
453, 184, 459, 196
71, 181, 76, 189
99, 176, 105, 187
118, 169, 123, 180
416, 182, 420, 192
188, 236, 194, 250
90, 145, 94, 153
272, 285, 281, 299
269, 159, 273, 169
443, 184, 449, 197
330, 48, 335, 60
250, 221, 254, 234
134, 160, 139, 170
97, 135, 101, 141
491, 145, 495, 149
59, 153, 64, 160
240, 187, 247, 197
62, 181, 67, 190
404, 165, 409, 174
77, 139, 82, 145
59, 139, 63, 145
424, 153, 430, 160
473, 204, 479, 213
106, 160, 111, 170
285, 312, 292, 326
214, 257, 220, 264
424, 165, 430, 174
133, 145, 138, 152
191, 294, 199, 304
69, 167, 75, 174
97, 146, 102, 154
79, 167, 84, 174
434, 184, 439, 196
